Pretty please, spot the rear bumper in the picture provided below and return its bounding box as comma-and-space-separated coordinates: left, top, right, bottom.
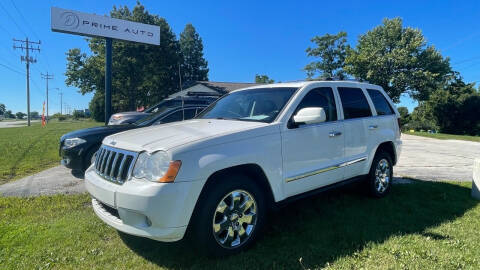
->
85, 167, 204, 242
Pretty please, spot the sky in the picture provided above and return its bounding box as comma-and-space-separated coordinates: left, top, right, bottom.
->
0, 0, 479, 115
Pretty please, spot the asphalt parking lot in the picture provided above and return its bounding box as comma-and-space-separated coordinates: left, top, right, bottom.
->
0, 134, 478, 197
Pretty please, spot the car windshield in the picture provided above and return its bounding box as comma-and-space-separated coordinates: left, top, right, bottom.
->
197, 87, 297, 123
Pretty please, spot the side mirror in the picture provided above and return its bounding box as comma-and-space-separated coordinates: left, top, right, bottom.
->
293, 107, 326, 125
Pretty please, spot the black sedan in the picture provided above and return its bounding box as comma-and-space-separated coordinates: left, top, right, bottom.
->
60, 104, 207, 171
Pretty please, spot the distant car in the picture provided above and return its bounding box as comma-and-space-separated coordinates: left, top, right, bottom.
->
108, 96, 217, 125
60, 104, 207, 171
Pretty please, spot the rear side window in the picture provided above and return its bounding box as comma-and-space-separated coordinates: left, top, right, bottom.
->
338, 87, 372, 119
295, 87, 337, 122
367, 89, 394, 115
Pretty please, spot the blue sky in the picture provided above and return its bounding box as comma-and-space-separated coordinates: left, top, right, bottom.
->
0, 0, 479, 114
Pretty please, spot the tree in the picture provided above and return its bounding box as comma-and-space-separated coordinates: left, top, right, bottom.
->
4, 110, 14, 118
254, 74, 274, 84
73, 110, 85, 119
409, 103, 437, 131
15, 112, 26, 119
426, 76, 480, 135
65, 2, 182, 121
179, 23, 209, 83
0, 103, 5, 115
397, 106, 410, 128
345, 18, 451, 102
304, 31, 348, 79
29, 111, 39, 119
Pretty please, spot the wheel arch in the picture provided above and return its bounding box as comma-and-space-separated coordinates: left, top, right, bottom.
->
375, 141, 397, 165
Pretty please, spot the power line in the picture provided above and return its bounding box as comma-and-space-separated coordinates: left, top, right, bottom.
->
0, 62, 24, 75
0, 1, 28, 38
10, 0, 40, 40
0, 21, 14, 37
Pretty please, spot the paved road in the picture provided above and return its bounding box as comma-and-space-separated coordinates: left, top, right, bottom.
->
0, 120, 39, 128
0, 134, 478, 197
0, 166, 85, 197
395, 134, 480, 181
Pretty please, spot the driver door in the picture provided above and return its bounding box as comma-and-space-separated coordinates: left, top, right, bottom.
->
281, 87, 345, 197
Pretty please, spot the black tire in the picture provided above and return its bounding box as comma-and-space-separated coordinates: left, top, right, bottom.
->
83, 146, 99, 171
189, 173, 267, 257
367, 151, 393, 198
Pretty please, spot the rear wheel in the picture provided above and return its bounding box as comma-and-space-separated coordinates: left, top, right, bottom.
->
367, 151, 393, 198
189, 173, 266, 257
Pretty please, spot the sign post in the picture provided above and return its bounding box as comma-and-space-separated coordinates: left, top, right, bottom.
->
51, 7, 160, 124
105, 38, 112, 124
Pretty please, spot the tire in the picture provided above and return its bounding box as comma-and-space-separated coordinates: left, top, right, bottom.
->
189, 173, 267, 257
367, 151, 393, 198
83, 147, 99, 171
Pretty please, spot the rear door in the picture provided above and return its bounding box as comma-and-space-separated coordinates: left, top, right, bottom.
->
365, 88, 397, 154
337, 87, 373, 179
282, 87, 345, 197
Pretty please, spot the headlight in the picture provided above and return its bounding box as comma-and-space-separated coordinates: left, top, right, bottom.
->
63, 138, 86, 149
132, 151, 181, 183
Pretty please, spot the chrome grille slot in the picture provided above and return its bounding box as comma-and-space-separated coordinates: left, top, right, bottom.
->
94, 145, 138, 184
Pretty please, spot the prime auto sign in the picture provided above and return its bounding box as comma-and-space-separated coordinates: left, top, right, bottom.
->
51, 7, 160, 45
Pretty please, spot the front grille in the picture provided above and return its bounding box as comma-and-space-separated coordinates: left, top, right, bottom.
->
94, 145, 138, 184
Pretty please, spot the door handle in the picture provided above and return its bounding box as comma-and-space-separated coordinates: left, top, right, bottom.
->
368, 125, 378, 130
329, 131, 342, 137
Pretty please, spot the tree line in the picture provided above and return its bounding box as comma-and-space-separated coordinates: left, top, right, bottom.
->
65, 2, 209, 122
302, 18, 480, 135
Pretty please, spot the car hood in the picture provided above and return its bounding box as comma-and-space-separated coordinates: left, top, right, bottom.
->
61, 124, 135, 141
103, 119, 267, 152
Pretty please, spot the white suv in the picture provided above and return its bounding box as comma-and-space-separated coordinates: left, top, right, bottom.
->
85, 81, 402, 256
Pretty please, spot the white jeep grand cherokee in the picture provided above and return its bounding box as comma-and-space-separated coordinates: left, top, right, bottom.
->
85, 80, 402, 256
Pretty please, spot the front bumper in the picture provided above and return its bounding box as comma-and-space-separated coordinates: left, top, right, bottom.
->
60, 146, 85, 170
85, 167, 204, 242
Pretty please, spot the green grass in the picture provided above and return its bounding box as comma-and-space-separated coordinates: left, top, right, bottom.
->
0, 120, 102, 184
404, 131, 480, 142
1, 180, 479, 269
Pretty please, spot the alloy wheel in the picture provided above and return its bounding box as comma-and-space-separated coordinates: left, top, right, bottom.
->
375, 158, 391, 193
212, 190, 257, 249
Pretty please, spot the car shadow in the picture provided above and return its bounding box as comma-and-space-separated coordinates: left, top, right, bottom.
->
70, 169, 85, 179
118, 180, 477, 269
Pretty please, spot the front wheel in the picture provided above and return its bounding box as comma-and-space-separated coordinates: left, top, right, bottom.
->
189, 174, 266, 257
367, 151, 393, 198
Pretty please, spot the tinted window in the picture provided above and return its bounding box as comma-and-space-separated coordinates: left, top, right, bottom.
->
183, 108, 197, 120
367, 89, 394, 115
295, 87, 337, 122
159, 110, 183, 124
338, 87, 372, 119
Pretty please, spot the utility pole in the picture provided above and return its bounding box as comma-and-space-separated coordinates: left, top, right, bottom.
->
41, 72, 54, 122
13, 38, 41, 126
58, 91, 63, 115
